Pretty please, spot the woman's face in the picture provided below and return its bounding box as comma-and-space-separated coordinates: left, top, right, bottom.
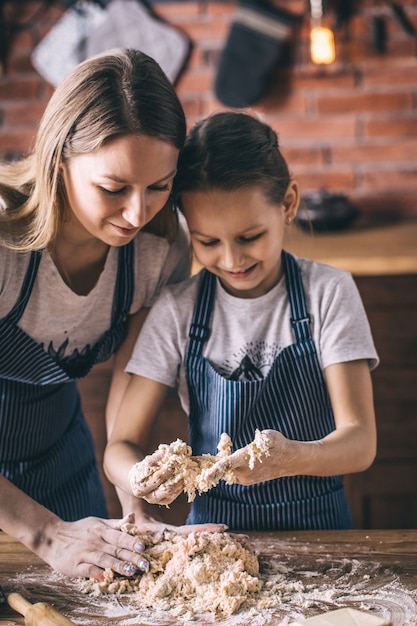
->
60, 134, 179, 246
181, 184, 298, 299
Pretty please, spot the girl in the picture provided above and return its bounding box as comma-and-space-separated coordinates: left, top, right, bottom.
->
105, 111, 378, 531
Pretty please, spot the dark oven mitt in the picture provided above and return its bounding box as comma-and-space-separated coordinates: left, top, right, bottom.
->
214, 0, 298, 107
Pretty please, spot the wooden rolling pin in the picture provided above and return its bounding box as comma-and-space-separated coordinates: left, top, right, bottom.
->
7, 593, 76, 626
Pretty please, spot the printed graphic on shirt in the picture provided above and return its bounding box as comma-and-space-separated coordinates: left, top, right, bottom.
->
46, 337, 95, 378
217, 341, 283, 381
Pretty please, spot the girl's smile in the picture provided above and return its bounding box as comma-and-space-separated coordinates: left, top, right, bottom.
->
181, 183, 298, 299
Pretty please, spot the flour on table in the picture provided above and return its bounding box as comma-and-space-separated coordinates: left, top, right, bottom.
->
80, 527, 263, 618
129, 429, 272, 504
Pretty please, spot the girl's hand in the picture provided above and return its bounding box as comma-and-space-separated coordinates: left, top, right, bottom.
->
204, 429, 297, 486
129, 448, 186, 505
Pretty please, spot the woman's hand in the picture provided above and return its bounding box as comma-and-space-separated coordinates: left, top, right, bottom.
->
38, 513, 152, 580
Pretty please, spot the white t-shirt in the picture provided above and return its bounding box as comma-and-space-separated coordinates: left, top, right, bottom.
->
0, 227, 190, 362
127, 255, 379, 414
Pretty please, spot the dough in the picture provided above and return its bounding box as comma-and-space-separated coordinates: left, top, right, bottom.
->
129, 429, 272, 504
80, 527, 263, 618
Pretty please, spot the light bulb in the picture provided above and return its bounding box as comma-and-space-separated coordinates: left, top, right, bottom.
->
310, 24, 336, 64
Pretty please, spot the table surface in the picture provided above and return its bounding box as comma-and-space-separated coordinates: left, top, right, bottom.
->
0, 529, 417, 625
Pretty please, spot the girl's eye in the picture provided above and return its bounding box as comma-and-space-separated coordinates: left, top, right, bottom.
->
240, 233, 263, 243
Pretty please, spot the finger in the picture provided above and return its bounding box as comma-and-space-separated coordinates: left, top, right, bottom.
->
143, 480, 184, 505
131, 462, 180, 497
201, 457, 234, 487
176, 523, 228, 534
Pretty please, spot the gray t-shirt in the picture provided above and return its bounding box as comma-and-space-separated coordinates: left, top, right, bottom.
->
0, 227, 189, 362
127, 255, 379, 414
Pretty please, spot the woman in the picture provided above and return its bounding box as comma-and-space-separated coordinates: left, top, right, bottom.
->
0, 48, 219, 581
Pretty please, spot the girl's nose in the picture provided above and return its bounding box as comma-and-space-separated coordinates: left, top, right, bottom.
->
222, 244, 243, 270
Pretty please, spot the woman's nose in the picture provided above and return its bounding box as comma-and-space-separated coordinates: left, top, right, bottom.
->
122, 194, 147, 228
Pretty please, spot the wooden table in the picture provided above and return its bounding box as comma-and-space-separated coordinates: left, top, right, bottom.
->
0, 529, 416, 625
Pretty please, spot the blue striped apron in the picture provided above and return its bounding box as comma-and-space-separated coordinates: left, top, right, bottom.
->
0, 243, 134, 521
185, 250, 352, 531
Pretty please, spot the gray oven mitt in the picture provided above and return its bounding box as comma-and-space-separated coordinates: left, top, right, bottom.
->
85, 0, 190, 83
32, 0, 190, 86
31, 1, 106, 87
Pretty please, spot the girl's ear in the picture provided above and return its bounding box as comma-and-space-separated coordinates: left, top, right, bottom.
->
283, 180, 300, 224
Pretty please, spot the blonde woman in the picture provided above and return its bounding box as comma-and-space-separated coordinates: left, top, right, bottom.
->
0, 49, 218, 580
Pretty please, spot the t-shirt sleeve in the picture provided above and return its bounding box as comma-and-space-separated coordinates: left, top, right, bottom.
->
156, 222, 191, 291
126, 286, 183, 388
317, 269, 379, 371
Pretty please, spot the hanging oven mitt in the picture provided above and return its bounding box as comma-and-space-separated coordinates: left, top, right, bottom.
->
214, 0, 298, 107
85, 0, 191, 83
31, 1, 106, 86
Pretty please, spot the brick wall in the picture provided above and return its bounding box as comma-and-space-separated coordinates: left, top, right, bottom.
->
1, 0, 417, 218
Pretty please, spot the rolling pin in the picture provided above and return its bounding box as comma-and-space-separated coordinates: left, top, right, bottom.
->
7, 593, 76, 626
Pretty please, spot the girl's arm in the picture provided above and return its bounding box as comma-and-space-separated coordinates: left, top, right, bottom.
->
106, 308, 159, 520
211, 359, 377, 485
104, 374, 170, 498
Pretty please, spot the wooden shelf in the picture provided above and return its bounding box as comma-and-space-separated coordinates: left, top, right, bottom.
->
285, 217, 417, 276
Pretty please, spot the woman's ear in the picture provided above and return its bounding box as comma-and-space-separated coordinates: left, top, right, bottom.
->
283, 180, 300, 224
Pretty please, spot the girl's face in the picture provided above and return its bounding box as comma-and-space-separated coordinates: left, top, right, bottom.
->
60, 134, 179, 246
181, 183, 299, 298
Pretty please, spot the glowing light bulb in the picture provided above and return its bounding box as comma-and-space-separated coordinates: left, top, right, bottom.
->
310, 25, 336, 64
309, 0, 336, 65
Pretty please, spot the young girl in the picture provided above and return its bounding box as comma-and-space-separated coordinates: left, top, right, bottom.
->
105, 111, 378, 531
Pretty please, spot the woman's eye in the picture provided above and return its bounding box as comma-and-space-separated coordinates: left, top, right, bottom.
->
198, 239, 218, 247
149, 183, 170, 192
100, 187, 126, 196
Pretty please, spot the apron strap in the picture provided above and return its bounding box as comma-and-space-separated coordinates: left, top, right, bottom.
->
111, 239, 134, 324
6, 251, 42, 325
188, 269, 216, 356
282, 250, 312, 344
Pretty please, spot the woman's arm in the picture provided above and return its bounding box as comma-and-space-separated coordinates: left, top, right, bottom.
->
208, 359, 377, 485
0, 473, 149, 579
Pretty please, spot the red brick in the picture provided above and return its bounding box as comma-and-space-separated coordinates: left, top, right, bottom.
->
3, 102, 46, 127
0, 130, 36, 155
317, 91, 413, 115
295, 169, 356, 193
176, 68, 214, 94
282, 146, 324, 168
0, 77, 42, 100
365, 117, 417, 138
153, 2, 201, 18
362, 167, 417, 191
331, 140, 417, 164
268, 116, 357, 142
362, 59, 417, 86
258, 91, 308, 116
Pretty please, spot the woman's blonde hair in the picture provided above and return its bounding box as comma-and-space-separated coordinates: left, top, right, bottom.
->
0, 48, 186, 250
